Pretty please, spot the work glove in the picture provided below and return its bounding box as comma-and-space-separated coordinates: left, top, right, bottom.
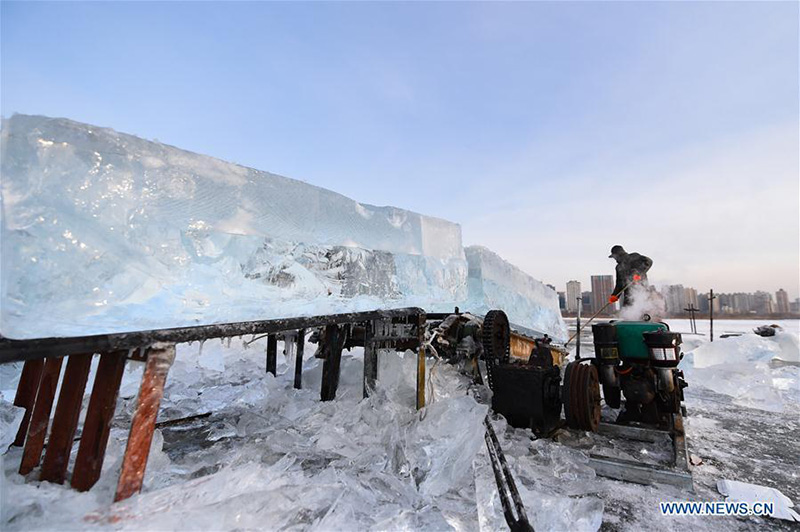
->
608, 295, 619, 303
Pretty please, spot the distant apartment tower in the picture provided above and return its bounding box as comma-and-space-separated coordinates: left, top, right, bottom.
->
582, 291, 593, 312
732, 293, 753, 314
664, 285, 687, 315
684, 287, 699, 310
557, 292, 566, 310
566, 280, 582, 312
591, 275, 614, 314
775, 289, 790, 314
753, 291, 774, 315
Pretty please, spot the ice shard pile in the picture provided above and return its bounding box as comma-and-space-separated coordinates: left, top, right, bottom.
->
0, 115, 566, 340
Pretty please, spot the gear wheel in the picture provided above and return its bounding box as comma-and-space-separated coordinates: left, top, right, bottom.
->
481, 310, 510, 391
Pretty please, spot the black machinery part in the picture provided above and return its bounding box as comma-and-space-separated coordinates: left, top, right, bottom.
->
603, 382, 622, 409
491, 364, 562, 436
563, 361, 601, 432
483, 417, 534, 532
481, 309, 510, 391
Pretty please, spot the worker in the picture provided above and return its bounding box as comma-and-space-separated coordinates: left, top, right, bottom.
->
608, 245, 653, 307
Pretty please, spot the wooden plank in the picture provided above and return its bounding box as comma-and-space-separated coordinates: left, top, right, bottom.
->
19, 357, 64, 475
320, 325, 343, 401
294, 329, 305, 390
416, 345, 426, 410
71, 352, 127, 492
114, 344, 175, 502
266, 334, 277, 375
12, 359, 45, 446
40, 353, 93, 484
416, 314, 426, 410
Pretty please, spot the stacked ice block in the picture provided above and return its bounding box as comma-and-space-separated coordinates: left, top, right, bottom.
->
0, 115, 566, 340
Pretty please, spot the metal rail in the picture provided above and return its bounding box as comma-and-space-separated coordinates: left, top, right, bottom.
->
0, 307, 425, 363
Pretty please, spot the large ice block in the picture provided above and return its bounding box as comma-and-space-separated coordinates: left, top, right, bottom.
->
465, 246, 567, 340
1, 115, 562, 340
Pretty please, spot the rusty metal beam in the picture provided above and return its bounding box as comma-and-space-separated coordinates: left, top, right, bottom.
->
0, 307, 426, 363
19, 357, 64, 475
71, 352, 127, 492
510, 334, 535, 361
12, 359, 45, 446
40, 353, 93, 484
114, 344, 175, 502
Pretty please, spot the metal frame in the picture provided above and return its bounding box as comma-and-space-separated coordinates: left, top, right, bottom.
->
4, 307, 427, 503
588, 414, 694, 491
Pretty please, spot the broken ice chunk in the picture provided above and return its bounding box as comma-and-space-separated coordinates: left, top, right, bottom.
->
717, 479, 800, 522
0, 398, 25, 453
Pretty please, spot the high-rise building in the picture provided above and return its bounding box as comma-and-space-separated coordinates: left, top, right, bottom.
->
664, 285, 687, 315
582, 291, 593, 313
775, 289, 790, 314
732, 293, 753, 314
791, 298, 800, 313
683, 287, 699, 310
566, 280, 582, 313
699, 292, 720, 313
753, 291, 774, 315
557, 291, 566, 310
591, 275, 614, 314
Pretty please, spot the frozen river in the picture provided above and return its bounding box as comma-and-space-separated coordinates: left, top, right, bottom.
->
1, 318, 798, 530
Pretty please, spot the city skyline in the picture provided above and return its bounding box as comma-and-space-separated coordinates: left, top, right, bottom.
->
553, 273, 800, 302
557, 278, 799, 316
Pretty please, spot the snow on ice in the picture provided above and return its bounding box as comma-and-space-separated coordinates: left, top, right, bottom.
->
0, 115, 565, 341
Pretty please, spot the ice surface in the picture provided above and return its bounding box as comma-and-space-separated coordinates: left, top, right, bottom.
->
4, 321, 798, 530
681, 331, 800, 413
1, 115, 561, 340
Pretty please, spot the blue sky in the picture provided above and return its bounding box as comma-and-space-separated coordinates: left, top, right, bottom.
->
2, 1, 798, 298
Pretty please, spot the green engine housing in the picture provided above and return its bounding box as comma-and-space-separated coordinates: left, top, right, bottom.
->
614, 321, 668, 360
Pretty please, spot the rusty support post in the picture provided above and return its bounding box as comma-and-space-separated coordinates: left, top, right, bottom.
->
12, 359, 45, 446
19, 357, 64, 474
71, 351, 127, 492
40, 353, 93, 484
294, 329, 305, 390
320, 325, 343, 401
266, 334, 277, 376
114, 343, 175, 502
363, 321, 377, 399
416, 314, 426, 410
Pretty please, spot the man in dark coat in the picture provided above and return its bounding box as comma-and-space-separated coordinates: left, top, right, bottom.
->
608, 245, 653, 307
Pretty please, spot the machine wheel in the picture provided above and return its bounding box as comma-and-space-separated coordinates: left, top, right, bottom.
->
564, 361, 601, 432
562, 362, 574, 427
481, 310, 510, 391
603, 383, 621, 409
